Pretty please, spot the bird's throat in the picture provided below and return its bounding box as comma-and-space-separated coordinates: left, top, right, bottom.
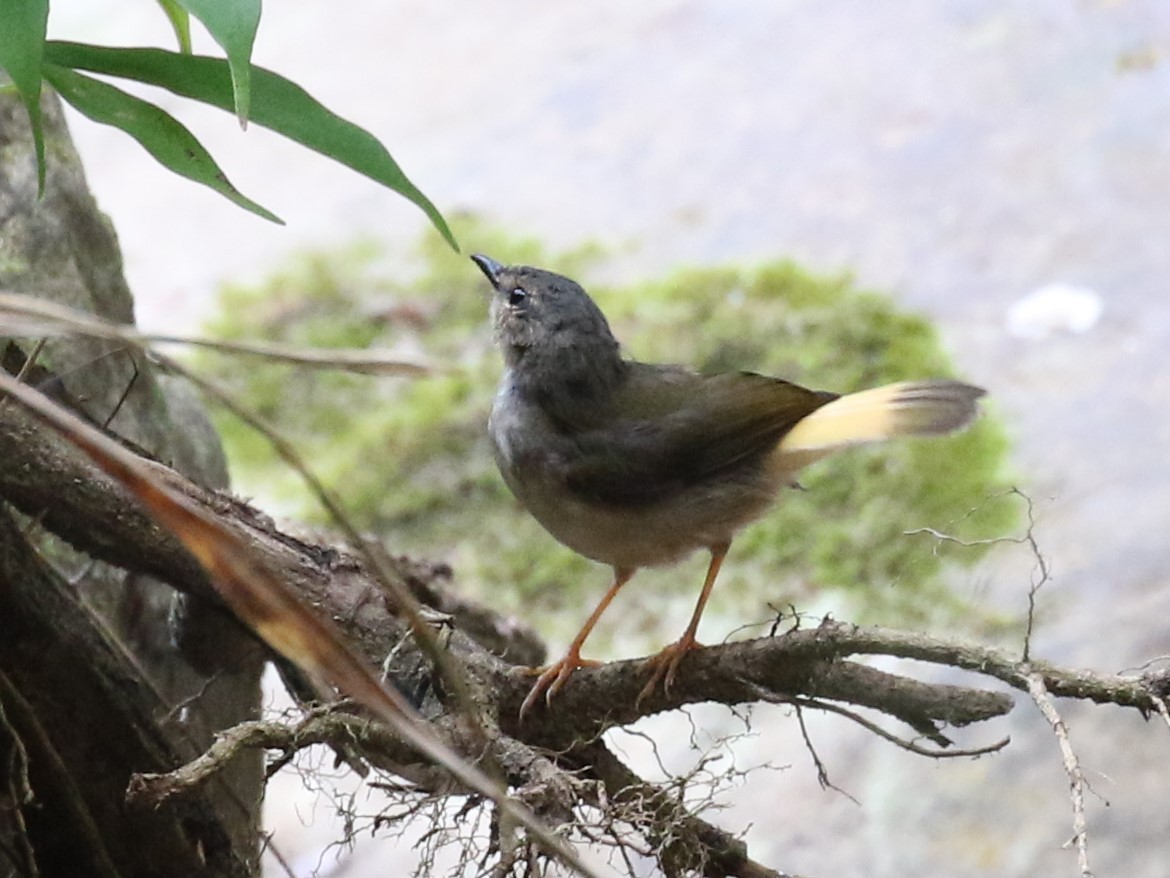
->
513, 344, 627, 421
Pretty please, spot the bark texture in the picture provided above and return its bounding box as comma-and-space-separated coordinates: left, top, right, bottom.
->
0, 91, 264, 876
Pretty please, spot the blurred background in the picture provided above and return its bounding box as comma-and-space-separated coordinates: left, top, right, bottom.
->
50, 1, 1170, 875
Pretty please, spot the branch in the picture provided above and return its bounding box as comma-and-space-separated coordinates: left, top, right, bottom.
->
0, 372, 591, 877
0, 393, 1020, 739
1026, 674, 1092, 878
777, 695, 1009, 759
0, 399, 539, 666
127, 707, 451, 808
777, 623, 1165, 710
5, 376, 1169, 877
497, 631, 1015, 746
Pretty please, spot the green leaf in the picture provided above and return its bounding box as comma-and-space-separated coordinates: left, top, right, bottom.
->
156, 0, 193, 54
0, 0, 50, 193
173, 0, 260, 126
45, 41, 458, 251
43, 63, 282, 224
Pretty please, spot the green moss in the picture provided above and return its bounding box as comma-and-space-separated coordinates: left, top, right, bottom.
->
198, 217, 1016, 648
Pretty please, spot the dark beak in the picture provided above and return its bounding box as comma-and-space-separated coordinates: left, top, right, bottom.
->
470, 253, 504, 289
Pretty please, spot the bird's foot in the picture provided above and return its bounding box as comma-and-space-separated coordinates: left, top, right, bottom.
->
519, 652, 602, 718
636, 635, 703, 706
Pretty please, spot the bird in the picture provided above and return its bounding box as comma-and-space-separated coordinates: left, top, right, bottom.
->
471, 254, 985, 717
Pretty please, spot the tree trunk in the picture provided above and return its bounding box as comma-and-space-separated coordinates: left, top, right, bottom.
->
0, 91, 264, 877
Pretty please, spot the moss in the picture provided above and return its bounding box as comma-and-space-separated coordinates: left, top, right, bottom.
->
198, 217, 1017, 648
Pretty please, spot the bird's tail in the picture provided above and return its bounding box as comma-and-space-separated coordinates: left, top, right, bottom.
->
773, 380, 985, 471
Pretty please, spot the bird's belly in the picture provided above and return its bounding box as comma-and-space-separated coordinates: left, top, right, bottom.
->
519, 486, 688, 568
510, 470, 779, 570
490, 382, 783, 569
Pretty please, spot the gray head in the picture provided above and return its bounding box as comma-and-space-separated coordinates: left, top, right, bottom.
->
471, 255, 624, 392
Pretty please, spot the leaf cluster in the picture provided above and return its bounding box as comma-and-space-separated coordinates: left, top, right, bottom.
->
0, 1, 454, 245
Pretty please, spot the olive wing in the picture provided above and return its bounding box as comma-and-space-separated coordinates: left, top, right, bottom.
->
554, 366, 836, 507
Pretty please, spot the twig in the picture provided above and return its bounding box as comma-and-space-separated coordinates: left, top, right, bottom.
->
0, 685, 38, 878
9, 337, 48, 386
904, 487, 1051, 660
1017, 491, 1052, 662
1120, 655, 1170, 674
770, 692, 1009, 759
0, 292, 436, 375
581, 742, 801, 878
102, 353, 139, 428
126, 708, 442, 808
258, 829, 298, 878
1026, 673, 1092, 878
793, 702, 858, 805
1151, 695, 1170, 737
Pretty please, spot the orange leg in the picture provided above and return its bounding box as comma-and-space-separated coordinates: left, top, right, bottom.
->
520, 567, 636, 718
638, 542, 730, 705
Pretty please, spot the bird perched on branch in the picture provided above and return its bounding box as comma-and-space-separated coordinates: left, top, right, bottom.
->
471, 254, 985, 717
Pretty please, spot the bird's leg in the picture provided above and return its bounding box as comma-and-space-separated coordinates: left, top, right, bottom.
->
637, 542, 729, 705
520, 567, 635, 718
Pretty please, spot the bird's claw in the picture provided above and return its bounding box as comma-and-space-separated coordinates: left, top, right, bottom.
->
636, 636, 703, 706
519, 653, 602, 718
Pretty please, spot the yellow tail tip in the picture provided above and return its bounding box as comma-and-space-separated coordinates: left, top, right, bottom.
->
777, 379, 985, 455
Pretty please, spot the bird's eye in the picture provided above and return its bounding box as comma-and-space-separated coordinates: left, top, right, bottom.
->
508, 287, 527, 307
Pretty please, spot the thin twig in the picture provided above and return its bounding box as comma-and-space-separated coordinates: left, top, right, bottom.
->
1017, 491, 1052, 662
792, 703, 858, 805
1119, 655, 1170, 674
1026, 673, 1092, 878
0, 687, 39, 878
775, 693, 1009, 759
904, 487, 1051, 661
102, 353, 139, 428
11, 337, 48, 385
258, 829, 298, 878
0, 292, 436, 375
1151, 696, 1170, 737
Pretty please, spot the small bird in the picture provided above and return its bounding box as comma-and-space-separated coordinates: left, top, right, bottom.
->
471, 254, 985, 717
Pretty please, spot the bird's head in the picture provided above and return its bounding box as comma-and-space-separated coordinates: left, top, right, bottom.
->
471, 254, 621, 376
